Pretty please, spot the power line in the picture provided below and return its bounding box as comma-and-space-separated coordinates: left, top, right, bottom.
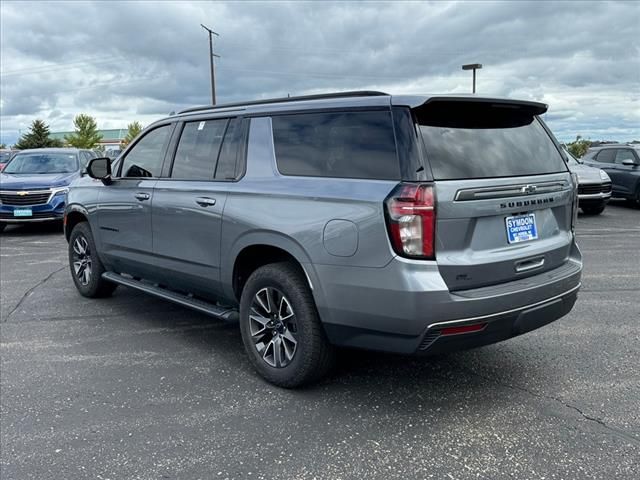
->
1, 55, 125, 77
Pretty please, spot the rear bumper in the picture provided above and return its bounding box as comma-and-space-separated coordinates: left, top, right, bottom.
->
415, 283, 579, 355
314, 243, 582, 354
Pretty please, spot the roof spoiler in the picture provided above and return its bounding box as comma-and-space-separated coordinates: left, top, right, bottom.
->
415, 96, 548, 116
412, 97, 549, 129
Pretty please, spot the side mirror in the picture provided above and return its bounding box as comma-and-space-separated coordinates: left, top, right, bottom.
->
86, 157, 113, 184
621, 159, 639, 166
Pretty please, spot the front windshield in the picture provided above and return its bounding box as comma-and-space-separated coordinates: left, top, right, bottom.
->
3, 152, 79, 174
0, 152, 12, 162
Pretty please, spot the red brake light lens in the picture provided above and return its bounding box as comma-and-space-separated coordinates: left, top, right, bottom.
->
385, 183, 435, 259
440, 323, 487, 336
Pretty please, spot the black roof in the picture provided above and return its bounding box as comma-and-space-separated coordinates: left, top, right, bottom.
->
588, 143, 640, 150
177, 90, 389, 115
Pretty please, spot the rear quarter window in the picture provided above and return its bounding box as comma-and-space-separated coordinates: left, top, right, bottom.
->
272, 110, 400, 180
417, 102, 567, 180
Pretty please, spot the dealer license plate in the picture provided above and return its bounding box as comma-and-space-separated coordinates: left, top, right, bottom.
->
505, 213, 538, 244
13, 208, 33, 217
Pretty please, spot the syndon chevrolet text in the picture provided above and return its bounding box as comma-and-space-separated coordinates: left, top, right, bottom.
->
64, 91, 582, 387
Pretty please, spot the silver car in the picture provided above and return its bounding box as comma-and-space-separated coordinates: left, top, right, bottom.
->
564, 149, 611, 215
64, 91, 582, 387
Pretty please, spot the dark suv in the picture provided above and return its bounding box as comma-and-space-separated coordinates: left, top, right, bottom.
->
582, 144, 640, 206
64, 91, 582, 387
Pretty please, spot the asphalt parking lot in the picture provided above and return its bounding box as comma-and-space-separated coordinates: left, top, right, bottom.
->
1, 201, 639, 480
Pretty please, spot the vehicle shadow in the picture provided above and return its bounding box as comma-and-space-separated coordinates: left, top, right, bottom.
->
120, 291, 556, 406
608, 198, 639, 210
1, 222, 64, 236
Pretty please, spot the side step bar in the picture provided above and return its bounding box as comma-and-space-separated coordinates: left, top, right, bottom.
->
102, 272, 238, 322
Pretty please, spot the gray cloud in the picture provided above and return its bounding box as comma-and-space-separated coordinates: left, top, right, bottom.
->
1, 0, 639, 145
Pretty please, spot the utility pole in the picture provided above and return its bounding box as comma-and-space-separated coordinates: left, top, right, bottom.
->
462, 63, 482, 94
200, 24, 220, 105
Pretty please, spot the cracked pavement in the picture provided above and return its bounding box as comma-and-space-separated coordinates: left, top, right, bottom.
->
1, 202, 639, 479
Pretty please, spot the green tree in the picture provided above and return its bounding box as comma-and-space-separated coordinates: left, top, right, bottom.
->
120, 121, 143, 149
566, 135, 591, 159
64, 114, 103, 148
0, 143, 6, 149
13, 120, 63, 149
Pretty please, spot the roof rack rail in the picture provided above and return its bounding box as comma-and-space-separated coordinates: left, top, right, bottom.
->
177, 90, 389, 115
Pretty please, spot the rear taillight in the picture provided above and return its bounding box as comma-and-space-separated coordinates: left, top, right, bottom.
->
384, 183, 435, 259
570, 172, 579, 232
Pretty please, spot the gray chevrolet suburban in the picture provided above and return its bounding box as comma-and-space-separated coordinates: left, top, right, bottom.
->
65, 91, 582, 387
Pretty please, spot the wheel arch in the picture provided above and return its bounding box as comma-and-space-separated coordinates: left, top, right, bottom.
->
64, 205, 90, 241
223, 232, 318, 303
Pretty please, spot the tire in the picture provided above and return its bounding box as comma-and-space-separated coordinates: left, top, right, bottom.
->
239, 262, 335, 388
68, 222, 117, 298
582, 205, 605, 215
0, 222, 6, 233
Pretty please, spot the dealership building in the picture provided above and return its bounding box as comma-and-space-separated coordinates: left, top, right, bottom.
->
50, 129, 127, 149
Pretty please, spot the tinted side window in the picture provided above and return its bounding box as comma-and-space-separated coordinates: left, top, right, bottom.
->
215, 118, 241, 180
614, 149, 636, 164
172, 119, 228, 179
120, 125, 172, 178
272, 111, 400, 180
595, 149, 615, 163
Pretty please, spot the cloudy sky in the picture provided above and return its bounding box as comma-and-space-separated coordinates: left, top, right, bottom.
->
1, 0, 638, 146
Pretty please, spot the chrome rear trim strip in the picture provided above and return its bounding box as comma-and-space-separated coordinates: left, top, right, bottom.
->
426, 283, 581, 331
455, 181, 567, 201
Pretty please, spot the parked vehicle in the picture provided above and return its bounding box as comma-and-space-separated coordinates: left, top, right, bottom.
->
564, 149, 611, 215
0, 148, 96, 231
0, 149, 17, 171
582, 144, 640, 206
64, 91, 582, 387
104, 148, 121, 160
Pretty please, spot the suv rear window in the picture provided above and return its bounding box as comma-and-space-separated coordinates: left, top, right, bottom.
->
272, 111, 400, 180
417, 102, 567, 180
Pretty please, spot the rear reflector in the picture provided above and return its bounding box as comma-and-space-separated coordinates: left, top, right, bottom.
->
440, 323, 487, 336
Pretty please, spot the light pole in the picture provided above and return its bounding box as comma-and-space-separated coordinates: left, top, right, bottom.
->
201, 24, 220, 105
462, 63, 482, 94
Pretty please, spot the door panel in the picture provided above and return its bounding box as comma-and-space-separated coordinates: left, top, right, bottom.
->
96, 123, 174, 277
97, 179, 157, 274
149, 117, 242, 298
151, 182, 228, 297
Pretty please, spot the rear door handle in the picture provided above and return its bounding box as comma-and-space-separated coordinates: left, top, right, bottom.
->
195, 197, 216, 207
134, 192, 150, 201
